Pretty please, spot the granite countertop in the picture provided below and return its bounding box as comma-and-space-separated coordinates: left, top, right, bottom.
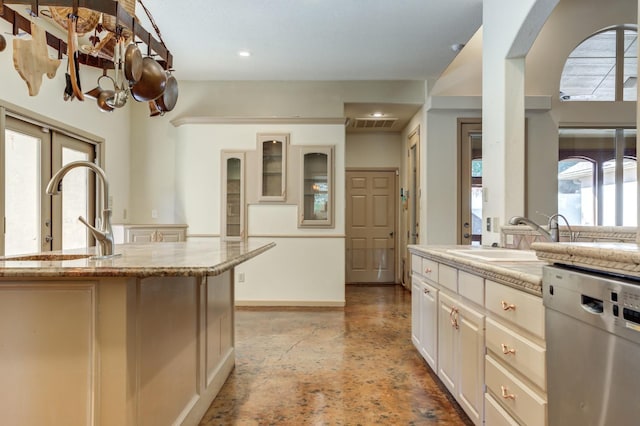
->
532, 241, 640, 279
0, 240, 275, 278
408, 245, 547, 296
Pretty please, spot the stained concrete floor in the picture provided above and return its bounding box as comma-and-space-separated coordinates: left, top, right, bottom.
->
199, 285, 472, 425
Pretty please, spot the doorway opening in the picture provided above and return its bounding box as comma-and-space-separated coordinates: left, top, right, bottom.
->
458, 119, 482, 246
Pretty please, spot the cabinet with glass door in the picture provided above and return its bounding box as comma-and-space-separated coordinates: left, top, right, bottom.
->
258, 133, 288, 202
298, 146, 334, 228
221, 152, 245, 240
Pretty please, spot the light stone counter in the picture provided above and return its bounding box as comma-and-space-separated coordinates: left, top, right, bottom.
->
0, 240, 274, 426
0, 240, 275, 278
532, 241, 640, 279
409, 245, 546, 295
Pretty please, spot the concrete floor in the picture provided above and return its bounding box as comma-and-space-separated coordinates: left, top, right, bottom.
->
199, 285, 472, 425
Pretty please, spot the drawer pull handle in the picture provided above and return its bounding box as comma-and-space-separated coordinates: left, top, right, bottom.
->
425, 267, 432, 274
449, 306, 459, 329
501, 300, 516, 311
501, 385, 516, 400
501, 343, 516, 355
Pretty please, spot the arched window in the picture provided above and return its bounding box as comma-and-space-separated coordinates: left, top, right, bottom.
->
559, 26, 637, 101
558, 128, 637, 226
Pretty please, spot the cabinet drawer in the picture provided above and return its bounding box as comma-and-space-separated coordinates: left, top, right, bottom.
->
458, 271, 483, 306
486, 280, 544, 339
438, 264, 457, 292
485, 355, 547, 426
411, 254, 439, 283
486, 317, 546, 390
485, 393, 519, 426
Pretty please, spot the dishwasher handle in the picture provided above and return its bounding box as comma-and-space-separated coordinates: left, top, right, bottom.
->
581, 294, 604, 314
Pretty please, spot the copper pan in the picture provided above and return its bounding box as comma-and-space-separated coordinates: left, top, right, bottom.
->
130, 57, 167, 102
155, 73, 178, 112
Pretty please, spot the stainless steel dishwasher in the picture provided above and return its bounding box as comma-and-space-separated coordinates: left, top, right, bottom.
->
543, 265, 640, 426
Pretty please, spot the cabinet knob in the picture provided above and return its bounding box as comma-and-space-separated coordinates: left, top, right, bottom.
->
501, 343, 516, 355
501, 385, 516, 400
425, 267, 432, 274
423, 288, 430, 295
501, 300, 516, 311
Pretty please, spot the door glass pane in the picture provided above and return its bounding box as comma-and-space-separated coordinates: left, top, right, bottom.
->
4, 130, 41, 256
226, 158, 241, 237
602, 159, 616, 226
622, 158, 637, 226
623, 30, 637, 101
303, 153, 328, 221
558, 159, 595, 226
61, 148, 89, 250
262, 140, 283, 197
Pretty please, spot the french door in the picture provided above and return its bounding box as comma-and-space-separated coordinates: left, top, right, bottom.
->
2, 115, 96, 256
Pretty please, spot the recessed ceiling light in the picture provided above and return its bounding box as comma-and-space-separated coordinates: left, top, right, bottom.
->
371, 112, 384, 117
238, 50, 251, 57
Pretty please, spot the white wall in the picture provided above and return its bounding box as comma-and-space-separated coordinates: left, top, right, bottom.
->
0, 19, 131, 224
345, 133, 402, 169
175, 122, 346, 305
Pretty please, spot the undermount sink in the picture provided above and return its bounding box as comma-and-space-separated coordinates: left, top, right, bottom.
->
0, 254, 92, 262
446, 248, 540, 262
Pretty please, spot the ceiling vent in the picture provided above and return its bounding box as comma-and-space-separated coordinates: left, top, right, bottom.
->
347, 117, 398, 129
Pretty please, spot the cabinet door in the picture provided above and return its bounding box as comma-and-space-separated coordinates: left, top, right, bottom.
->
411, 278, 422, 351
457, 301, 485, 425
420, 280, 438, 371
298, 146, 334, 227
156, 228, 185, 242
221, 152, 245, 241
128, 228, 156, 243
258, 133, 288, 202
438, 292, 458, 395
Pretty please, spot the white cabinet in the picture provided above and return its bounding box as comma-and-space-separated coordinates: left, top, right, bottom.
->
298, 145, 334, 228
412, 276, 438, 371
257, 133, 288, 202
437, 292, 485, 425
113, 224, 187, 243
221, 152, 245, 241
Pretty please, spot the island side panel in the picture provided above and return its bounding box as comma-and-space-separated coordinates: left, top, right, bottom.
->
0, 280, 98, 426
137, 276, 200, 426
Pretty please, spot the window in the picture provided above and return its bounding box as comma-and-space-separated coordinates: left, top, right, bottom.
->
560, 26, 637, 101
558, 128, 636, 226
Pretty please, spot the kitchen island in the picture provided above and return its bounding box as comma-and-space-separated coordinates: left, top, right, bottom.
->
0, 240, 274, 426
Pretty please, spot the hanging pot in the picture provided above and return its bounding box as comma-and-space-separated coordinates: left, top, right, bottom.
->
124, 42, 143, 85
155, 73, 178, 112
130, 57, 167, 102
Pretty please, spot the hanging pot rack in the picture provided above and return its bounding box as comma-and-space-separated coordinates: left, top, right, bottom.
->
0, 0, 173, 70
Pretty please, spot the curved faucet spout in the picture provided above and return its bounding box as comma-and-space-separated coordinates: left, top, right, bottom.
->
46, 161, 116, 258
508, 216, 553, 242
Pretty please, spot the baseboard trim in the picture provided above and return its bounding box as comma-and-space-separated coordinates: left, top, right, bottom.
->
235, 300, 345, 308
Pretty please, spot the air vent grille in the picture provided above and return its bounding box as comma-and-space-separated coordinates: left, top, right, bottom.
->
348, 117, 398, 129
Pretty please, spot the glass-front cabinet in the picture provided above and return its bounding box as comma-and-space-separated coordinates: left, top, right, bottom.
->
221, 151, 245, 240
258, 133, 289, 202
299, 146, 334, 228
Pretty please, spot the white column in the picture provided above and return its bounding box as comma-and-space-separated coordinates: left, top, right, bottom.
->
482, 0, 558, 245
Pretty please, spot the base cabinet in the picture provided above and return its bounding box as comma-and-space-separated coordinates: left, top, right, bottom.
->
113, 224, 187, 244
412, 277, 438, 370
437, 292, 484, 425
410, 248, 546, 425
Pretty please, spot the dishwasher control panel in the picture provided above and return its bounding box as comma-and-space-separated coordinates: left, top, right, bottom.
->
543, 265, 640, 343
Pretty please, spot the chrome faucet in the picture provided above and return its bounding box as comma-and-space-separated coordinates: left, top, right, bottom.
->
509, 214, 573, 243
46, 161, 117, 258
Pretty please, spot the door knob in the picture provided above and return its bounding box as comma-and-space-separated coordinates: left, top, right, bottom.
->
45, 235, 54, 243
463, 233, 470, 238
463, 222, 470, 228
389, 231, 394, 237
